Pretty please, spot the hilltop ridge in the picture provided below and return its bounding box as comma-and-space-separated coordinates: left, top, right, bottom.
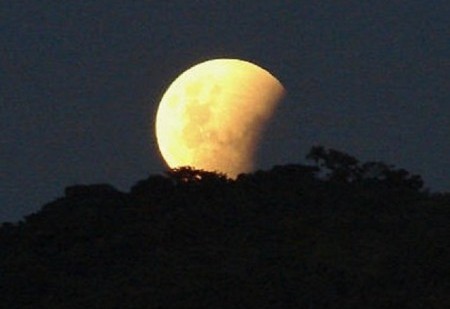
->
1, 147, 449, 308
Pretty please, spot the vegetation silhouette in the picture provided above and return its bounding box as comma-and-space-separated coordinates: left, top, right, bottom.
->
1, 147, 449, 308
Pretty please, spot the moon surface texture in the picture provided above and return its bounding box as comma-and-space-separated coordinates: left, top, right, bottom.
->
155, 58, 285, 178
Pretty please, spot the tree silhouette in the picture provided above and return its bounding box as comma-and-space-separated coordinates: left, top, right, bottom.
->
130, 174, 174, 206
0, 146, 448, 308
307, 146, 424, 192
165, 166, 230, 185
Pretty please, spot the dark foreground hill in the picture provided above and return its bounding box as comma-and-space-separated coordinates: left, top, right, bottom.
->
1, 147, 449, 308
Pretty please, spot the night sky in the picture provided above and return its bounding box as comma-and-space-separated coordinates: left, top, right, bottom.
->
1, 1, 449, 222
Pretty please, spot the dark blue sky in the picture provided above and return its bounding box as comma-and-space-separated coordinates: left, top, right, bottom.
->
1, 1, 449, 222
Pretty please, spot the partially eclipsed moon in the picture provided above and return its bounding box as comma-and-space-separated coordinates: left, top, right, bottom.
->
155, 58, 285, 178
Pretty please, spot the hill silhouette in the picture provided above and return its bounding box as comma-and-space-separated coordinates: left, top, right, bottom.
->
1, 147, 449, 308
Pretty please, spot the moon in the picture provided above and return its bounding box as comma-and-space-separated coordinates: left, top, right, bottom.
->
155, 58, 285, 178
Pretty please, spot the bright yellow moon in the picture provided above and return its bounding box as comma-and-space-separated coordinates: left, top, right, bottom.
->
155, 58, 285, 178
